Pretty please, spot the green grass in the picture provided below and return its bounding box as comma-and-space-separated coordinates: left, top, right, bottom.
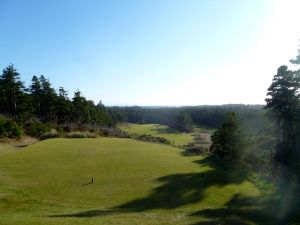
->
0, 138, 266, 225
118, 123, 194, 146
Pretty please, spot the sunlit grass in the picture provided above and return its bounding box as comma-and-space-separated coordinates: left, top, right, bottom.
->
0, 138, 262, 225
118, 123, 194, 146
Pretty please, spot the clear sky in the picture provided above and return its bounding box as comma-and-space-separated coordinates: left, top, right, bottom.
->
1, 0, 300, 106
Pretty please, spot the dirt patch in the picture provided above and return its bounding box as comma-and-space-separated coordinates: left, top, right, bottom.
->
3, 136, 39, 148
192, 133, 211, 148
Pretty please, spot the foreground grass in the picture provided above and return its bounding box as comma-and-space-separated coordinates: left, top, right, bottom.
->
118, 123, 194, 146
0, 138, 267, 225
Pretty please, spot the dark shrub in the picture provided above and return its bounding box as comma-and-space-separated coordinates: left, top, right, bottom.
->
98, 127, 130, 138
184, 146, 203, 155
133, 134, 171, 144
0, 117, 23, 139
25, 121, 51, 137
40, 130, 61, 140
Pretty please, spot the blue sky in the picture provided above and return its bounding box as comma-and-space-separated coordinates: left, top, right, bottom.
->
0, 0, 299, 106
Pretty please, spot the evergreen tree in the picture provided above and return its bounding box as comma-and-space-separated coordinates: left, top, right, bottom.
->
172, 113, 193, 132
290, 46, 300, 65
72, 90, 87, 123
0, 64, 114, 129
29, 75, 42, 116
56, 87, 71, 124
209, 112, 243, 161
0, 64, 25, 119
39, 75, 57, 121
265, 65, 300, 180
96, 101, 113, 126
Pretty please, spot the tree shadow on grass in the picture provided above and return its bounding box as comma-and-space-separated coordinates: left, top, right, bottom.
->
190, 194, 275, 225
150, 126, 178, 134
50, 209, 124, 218
50, 157, 250, 218
50, 155, 300, 225
190, 184, 300, 225
181, 147, 204, 156
117, 157, 249, 211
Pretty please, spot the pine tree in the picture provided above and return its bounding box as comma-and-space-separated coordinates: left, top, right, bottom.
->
72, 90, 87, 123
209, 112, 243, 161
173, 113, 193, 132
56, 87, 71, 124
39, 75, 57, 121
265, 65, 300, 179
30, 75, 42, 116
0, 64, 25, 119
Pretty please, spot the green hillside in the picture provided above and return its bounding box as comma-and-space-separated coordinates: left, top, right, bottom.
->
118, 123, 194, 146
0, 138, 263, 225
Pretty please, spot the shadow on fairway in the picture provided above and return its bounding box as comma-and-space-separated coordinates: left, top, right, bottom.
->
181, 147, 203, 156
50, 156, 300, 225
50, 209, 126, 217
189, 180, 300, 225
81, 182, 93, 186
116, 157, 248, 211
50, 157, 250, 218
189, 194, 274, 225
150, 126, 178, 134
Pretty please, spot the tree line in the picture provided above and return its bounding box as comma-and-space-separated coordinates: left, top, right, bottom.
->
109, 104, 267, 133
0, 65, 113, 137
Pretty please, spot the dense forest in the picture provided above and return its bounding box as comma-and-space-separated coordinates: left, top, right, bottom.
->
0, 65, 114, 137
109, 104, 267, 133
0, 65, 113, 125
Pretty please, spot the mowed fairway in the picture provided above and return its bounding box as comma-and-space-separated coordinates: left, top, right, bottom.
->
0, 138, 261, 225
118, 123, 194, 146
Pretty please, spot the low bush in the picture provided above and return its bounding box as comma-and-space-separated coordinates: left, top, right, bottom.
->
25, 120, 51, 137
56, 124, 129, 138
86, 132, 97, 138
184, 146, 203, 155
65, 132, 86, 138
65, 131, 97, 138
40, 130, 61, 140
0, 117, 23, 139
133, 134, 171, 144
98, 127, 129, 138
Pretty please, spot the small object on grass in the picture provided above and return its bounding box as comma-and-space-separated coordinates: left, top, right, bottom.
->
92, 178, 94, 183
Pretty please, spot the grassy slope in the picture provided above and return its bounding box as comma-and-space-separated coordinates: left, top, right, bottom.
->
0, 138, 262, 225
118, 123, 194, 146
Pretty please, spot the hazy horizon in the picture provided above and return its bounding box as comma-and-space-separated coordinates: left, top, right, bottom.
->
105, 103, 265, 107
